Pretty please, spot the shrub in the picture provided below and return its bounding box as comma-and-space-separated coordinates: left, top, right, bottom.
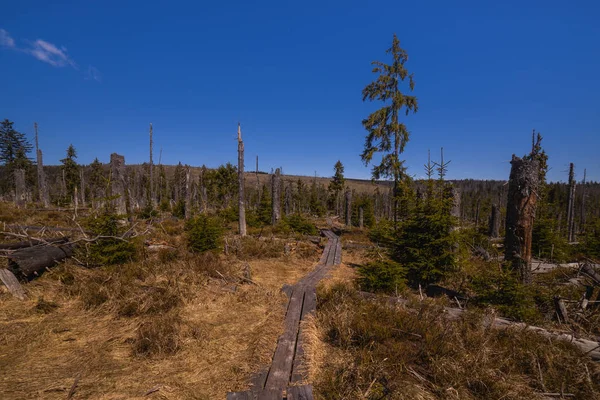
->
357, 259, 407, 294
138, 203, 158, 219
282, 214, 317, 236
185, 214, 223, 253
84, 210, 137, 265
236, 236, 284, 260
172, 199, 186, 219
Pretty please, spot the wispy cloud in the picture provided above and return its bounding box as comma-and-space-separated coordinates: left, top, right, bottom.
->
25, 39, 77, 68
0, 29, 15, 48
0, 27, 100, 81
86, 65, 102, 82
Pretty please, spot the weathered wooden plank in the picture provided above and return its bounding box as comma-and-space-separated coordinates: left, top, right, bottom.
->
287, 385, 314, 400
325, 239, 336, 266
0, 269, 26, 300
264, 289, 305, 389
250, 368, 269, 392
227, 391, 253, 400
256, 389, 282, 400
334, 239, 342, 266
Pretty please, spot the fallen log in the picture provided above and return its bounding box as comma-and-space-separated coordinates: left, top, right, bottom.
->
7, 243, 75, 280
358, 291, 600, 362
0, 269, 26, 300
582, 263, 600, 286
0, 237, 68, 251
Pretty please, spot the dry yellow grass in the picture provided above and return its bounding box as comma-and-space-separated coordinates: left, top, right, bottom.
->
0, 229, 319, 399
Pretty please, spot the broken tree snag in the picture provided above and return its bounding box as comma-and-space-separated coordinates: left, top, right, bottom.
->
504, 155, 540, 284
359, 206, 364, 229
567, 163, 576, 242
451, 186, 461, 220
238, 123, 246, 236
185, 165, 192, 219
14, 169, 26, 207
554, 296, 569, 323
580, 168, 587, 230
489, 204, 501, 238
34, 122, 49, 207
0, 269, 26, 300
149, 123, 154, 205
110, 153, 127, 215
271, 168, 281, 225
345, 188, 352, 227
582, 264, 600, 286
7, 243, 74, 280
284, 182, 292, 216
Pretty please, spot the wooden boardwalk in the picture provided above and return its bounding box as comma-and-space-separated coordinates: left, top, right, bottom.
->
227, 230, 341, 400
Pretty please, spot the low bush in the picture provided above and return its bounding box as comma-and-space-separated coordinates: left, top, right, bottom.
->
185, 214, 223, 253
84, 210, 138, 265
236, 236, 284, 260
357, 259, 407, 295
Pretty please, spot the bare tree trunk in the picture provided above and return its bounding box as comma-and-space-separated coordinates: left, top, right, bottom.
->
284, 182, 292, 216
14, 169, 26, 207
79, 168, 86, 207
34, 123, 49, 207
451, 186, 461, 220
489, 204, 501, 238
475, 198, 480, 227
359, 206, 364, 229
345, 188, 352, 227
110, 153, 128, 215
580, 168, 587, 231
567, 163, 576, 242
237, 124, 246, 236
271, 168, 281, 225
505, 155, 539, 284
149, 123, 154, 205
185, 166, 192, 219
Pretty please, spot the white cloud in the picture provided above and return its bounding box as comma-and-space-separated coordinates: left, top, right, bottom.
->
25, 39, 77, 68
86, 65, 102, 82
0, 29, 15, 48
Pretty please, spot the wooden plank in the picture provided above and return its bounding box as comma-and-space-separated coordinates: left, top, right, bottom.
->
227, 391, 253, 400
264, 289, 304, 389
0, 268, 26, 300
287, 385, 314, 400
256, 389, 282, 399
250, 369, 269, 392
334, 239, 342, 265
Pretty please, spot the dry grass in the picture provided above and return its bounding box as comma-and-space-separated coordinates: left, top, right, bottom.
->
308, 283, 600, 399
0, 215, 319, 399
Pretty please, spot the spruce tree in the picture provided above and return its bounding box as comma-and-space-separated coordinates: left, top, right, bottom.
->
0, 119, 33, 166
60, 144, 80, 198
361, 34, 418, 226
328, 160, 345, 216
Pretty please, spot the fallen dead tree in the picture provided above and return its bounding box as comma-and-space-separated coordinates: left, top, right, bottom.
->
582, 263, 600, 286
0, 237, 68, 251
359, 291, 600, 362
7, 243, 75, 280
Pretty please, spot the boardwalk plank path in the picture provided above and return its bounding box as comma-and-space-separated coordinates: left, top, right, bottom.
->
227, 230, 341, 400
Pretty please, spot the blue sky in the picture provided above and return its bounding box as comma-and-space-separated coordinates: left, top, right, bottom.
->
1, 0, 599, 182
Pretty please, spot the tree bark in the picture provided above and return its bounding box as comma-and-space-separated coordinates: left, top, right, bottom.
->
238, 124, 246, 236
110, 153, 128, 215
14, 169, 26, 207
489, 204, 501, 238
8, 243, 75, 280
345, 188, 352, 227
504, 155, 539, 284
271, 168, 281, 225
567, 163, 576, 242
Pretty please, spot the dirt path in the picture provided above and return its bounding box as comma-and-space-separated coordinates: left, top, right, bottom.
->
227, 230, 341, 400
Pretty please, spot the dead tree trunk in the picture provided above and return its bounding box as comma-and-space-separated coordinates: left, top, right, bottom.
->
474, 198, 480, 227
8, 243, 75, 280
110, 153, 128, 215
271, 168, 281, 225
185, 166, 192, 219
580, 168, 587, 232
14, 169, 26, 207
359, 206, 364, 229
567, 163, 576, 242
34, 123, 49, 207
489, 204, 501, 238
284, 182, 292, 216
79, 168, 86, 207
149, 123, 154, 205
237, 124, 246, 236
505, 155, 539, 284
451, 187, 461, 220
345, 188, 352, 227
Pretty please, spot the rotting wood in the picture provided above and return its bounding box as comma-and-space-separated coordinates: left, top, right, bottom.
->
8, 243, 75, 280
489, 204, 500, 238
0, 237, 68, 251
505, 155, 539, 284
0, 269, 26, 300
554, 296, 569, 323
582, 264, 600, 286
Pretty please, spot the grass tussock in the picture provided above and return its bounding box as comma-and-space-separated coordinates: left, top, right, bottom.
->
311, 283, 600, 400
132, 311, 182, 357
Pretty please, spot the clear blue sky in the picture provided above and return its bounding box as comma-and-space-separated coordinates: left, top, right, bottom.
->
1, 0, 599, 182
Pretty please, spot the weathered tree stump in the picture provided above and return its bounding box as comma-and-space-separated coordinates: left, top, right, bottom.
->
14, 169, 26, 207
504, 155, 539, 284
489, 204, 501, 238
